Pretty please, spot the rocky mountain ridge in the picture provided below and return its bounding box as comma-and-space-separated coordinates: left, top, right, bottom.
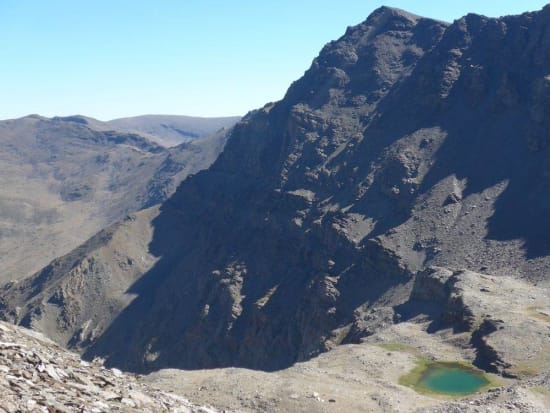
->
1, 4, 549, 385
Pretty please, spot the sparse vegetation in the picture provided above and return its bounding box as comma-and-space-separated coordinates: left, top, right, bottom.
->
377, 342, 417, 353
527, 306, 550, 323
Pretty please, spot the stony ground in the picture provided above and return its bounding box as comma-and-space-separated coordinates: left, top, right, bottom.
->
144, 338, 438, 413
144, 321, 549, 413
1, 268, 548, 412
143, 269, 550, 413
0, 321, 221, 413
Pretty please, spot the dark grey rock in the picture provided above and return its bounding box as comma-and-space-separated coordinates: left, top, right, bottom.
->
1, 6, 549, 378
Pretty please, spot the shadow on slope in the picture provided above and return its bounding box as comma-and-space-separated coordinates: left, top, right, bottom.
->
341, 9, 550, 258
83, 7, 550, 373
83, 162, 412, 373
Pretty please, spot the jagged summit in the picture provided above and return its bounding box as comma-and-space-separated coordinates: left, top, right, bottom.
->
367, 5, 423, 22
282, 7, 447, 115
346, 5, 448, 38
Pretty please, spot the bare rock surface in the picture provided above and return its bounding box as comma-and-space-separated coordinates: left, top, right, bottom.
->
0, 320, 222, 413
402, 267, 550, 378
144, 340, 434, 413
141, 266, 550, 412
145, 320, 549, 413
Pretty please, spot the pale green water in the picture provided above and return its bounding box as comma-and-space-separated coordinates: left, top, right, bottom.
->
420, 364, 490, 395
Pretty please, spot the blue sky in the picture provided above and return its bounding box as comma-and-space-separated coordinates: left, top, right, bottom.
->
1, 1, 547, 120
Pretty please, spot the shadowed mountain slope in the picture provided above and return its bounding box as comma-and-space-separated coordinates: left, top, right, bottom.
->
1, 6, 549, 374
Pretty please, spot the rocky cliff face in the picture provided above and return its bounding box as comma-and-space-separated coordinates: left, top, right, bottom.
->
1, 6, 549, 374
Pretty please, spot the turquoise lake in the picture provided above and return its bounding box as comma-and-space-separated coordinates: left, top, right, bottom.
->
420, 364, 490, 395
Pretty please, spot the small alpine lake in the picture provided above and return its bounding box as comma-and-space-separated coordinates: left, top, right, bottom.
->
400, 360, 493, 396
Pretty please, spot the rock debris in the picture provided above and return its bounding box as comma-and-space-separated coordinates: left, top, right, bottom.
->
0, 321, 222, 413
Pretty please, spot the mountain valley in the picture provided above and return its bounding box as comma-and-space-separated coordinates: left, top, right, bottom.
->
107, 114, 241, 147
0, 114, 236, 283
0, 5, 549, 413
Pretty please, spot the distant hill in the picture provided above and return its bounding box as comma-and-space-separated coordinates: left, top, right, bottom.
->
0, 114, 231, 282
107, 114, 241, 147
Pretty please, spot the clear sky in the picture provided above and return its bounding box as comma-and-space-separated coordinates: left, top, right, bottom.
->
1, 1, 548, 120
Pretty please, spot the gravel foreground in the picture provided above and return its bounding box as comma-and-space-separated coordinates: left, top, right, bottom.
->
0, 321, 222, 413
1, 317, 548, 412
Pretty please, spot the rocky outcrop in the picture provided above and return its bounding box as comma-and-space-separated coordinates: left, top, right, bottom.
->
409, 267, 475, 330
0, 320, 221, 413
410, 267, 454, 303
1, 6, 549, 374
406, 267, 550, 377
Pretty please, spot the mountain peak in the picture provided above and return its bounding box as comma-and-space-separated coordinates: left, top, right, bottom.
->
346, 6, 425, 38
369, 5, 421, 21
18, 114, 47, 122
282, 5, 448, 109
